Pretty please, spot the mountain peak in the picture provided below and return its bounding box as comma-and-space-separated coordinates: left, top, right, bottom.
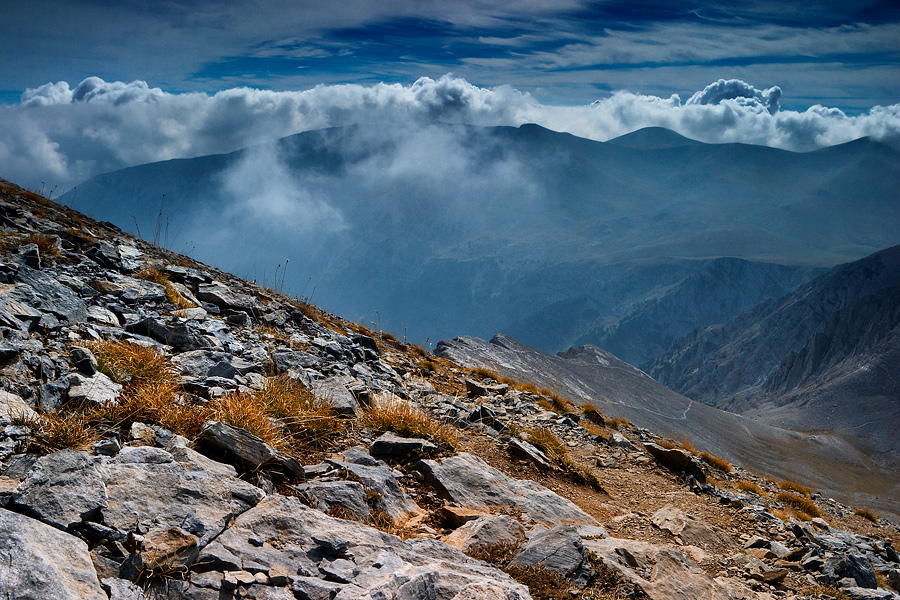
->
605, 126, 704, 150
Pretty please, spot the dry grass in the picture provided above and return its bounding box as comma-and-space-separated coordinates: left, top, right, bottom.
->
579, 403, 605, 425
735, 480, 766, 497
580, 420, 605, 437
854, 508, 878, 523
136, 267, 196, 309
504, 565, 572, 600
91, 340, 174, 385
360, 393, 457, 449
14, 410, 99, 453
251, 376, 341, 447
778, 480, 812, 497
699, 451, 733, 473
604, 417, 631, 431
525, 428, 604, 491
23, 233, 62, 260
776, 492, 822, 519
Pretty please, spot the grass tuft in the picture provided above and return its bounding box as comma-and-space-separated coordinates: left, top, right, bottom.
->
778, 480, 812, 497
854, 508, 878, 523
699, 451, 733, 473
14, 410, 99, 453
776, 492, 822, 519
735, 480, 766, 497
136, 267, 196, 309
360, 393, 457, 449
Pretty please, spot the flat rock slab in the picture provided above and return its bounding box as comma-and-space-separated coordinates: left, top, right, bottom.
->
67, 371, 123, 406
370, 432, 438, 458
0, 507, 107, 600
445, 515, 526, 553
312, 375, 360, 417
417, 453, 597, 527
584, 537, 735, 600
197, 494, 531, 600
651, 504, 733, 548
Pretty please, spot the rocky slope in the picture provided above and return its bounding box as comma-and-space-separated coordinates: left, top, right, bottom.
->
646, 245, 900, 470
58, 124, 898, 359
1, 178, 899, 600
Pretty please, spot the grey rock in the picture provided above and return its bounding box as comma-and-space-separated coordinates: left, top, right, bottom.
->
0, 389, 38, 423
650, 505, 733, 547
272, 349, 322, 373
11, 266, 89, 322
294, 480, 371, 521
102, 445, 265, 547
196, 281, 259, 313
17, 242, 40, 268
0, 507, 107, 600
70, 346, 98, 375
326, 459, 420, 522
313, 375, 360, 417
173, 349, 260, 379
825, 555, 879, 589
102, 577, 150, 600
370, 431, 438, 458
198, 495, 531, 599
417, 453, 597, 527
465, 378, 509, 398
86, 305, 120, 327
841, 588, 898, 600
584, 537, 735, 600
13, 450, 108, 530
342, 446, 385, 466
511, 525, 593, 587
193, 421, 304, 480
67, 371, 122, 406
445, 515, 526, 553
468, 405, 509, 433
508, 438, 553, 469
125, 316, 208, 351
609, 432, 632, 448
643, 442, 706, 484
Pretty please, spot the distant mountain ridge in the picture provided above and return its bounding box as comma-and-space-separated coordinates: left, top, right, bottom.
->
59, 124, 900, 361
647, 244, 900, 468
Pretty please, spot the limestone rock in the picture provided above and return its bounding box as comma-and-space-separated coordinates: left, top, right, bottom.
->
417, 452, 597, 527
0, 507, 107, 600
510, 525, 593, 587
651, 504, 733, 547
370, 431, 438, 458
444, 515, 526, 553
67, 371, 123, 406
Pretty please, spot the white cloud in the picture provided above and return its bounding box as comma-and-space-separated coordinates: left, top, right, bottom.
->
1, 74, 898, 190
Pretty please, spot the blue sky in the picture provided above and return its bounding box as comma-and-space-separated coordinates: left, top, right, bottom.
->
2, 0, 899, 111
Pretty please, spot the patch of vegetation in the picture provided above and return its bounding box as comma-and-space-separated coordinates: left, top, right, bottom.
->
778, 480, 812, 497
525, 428, 605, 492
136, 267, 196, 310
735, 480, 766, 497
360, 393, 458, 449
504, 565, 572, 600
854, 508, 878, 523
776, 491, 822, 519
23, 232, 62, 261
699, 451, 733, 473
14, 410, 99, 453
579, 403, 605, 425
604, 417, 630, 431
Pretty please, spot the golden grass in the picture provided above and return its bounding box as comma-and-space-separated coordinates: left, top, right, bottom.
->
854, 508, 878, 523
778, 480, 812, 497
14, 410, 99, 453
776, 492, 822, 519
604, 417, 630, 431
251, 376, 341, 447
23, 232, 61, 260
136, 267, 196, 310
580, 420, 604, 437
735, 480, 766, 497
360, 394, 457, 448
525, 427, 605, 491
579, 403, 605, 425
699, 451, 732, 473
91, 339, 174, 385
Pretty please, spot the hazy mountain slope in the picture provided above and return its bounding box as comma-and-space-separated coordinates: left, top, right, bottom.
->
436, 333, 900, 517
647, 245, 900, 467
60, 124, 900, 357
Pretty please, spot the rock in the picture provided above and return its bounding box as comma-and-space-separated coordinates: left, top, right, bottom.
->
511, 525, 593, 586
841, 588, 898, 599
193, 421, 305, 480
172, 350, 260, 380
86, 305, 120, 327
13, 450, 108, 530
444, 515, 526, 553
313, 376, 360, 417
67, 371, 123, 406
0, 389, 38, 423
0, 506, 107, 600
584, 537, 736, 600
70, 346, 98, 375
417, 453, 597, 527
102, 577, 150, 600
752, 568, 789, 583
508, 438, 553, 469
140, 526, 199, 573
271, 349, 322, 373
102, 445, 265, 547
825, 555, 878, 588
196, 282, 259, 314
465, 378, 509, 398
643, 442, 706, 484
18, 242, 40, 268
326, 459, 420, 522
651, 505, 733, 547
441, 506, 491, 528
369, 431, 438, 458
38, 377, 70, 411
12, 266, 88, 322
467, 405, 509, 433
125, 316, 208, 351
293, 480, 371, 521
197, 495, 531, 599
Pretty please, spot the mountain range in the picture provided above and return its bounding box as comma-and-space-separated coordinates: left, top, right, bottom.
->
59, 123, 900, 364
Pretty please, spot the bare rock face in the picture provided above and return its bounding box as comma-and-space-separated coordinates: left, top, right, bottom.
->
583, 537, 735, 600
510, 525, 594, 587
196, 494, 532, 600
444, 515, 526, 553
650, 504, 733, 547
0, 507, 107, 600
417, 453, 597, 527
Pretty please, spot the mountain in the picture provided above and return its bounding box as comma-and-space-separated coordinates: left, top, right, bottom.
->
436, 333, 900, 518
647, 245, 900, 469
59, 124, 900, 361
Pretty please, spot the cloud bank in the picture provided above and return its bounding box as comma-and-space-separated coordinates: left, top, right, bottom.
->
1, 74, 898, 189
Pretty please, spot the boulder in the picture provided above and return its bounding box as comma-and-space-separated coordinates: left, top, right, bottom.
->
825, 555, 878, 588
417, 453, 597, 527
650, 505, 733, 547
643, 442, 706, 483
370, 431, 438, 458
508, 438, 553, 469
196, 282, 259, 314
313, 375, 361, 417
172, 350, 260, 379
293, 480, 371, 521
125, 316, 208, 351
67, 371, 123, 406
326, 459, 420, 522
444, 515, 526, 553
584, 537, 736, 600
193, 421, 305, 480
510, 525, 593, 586
197, 495, 531, 599
13, 450, 108, 530
0, 389, 38, 423
0, 507, 107, 600
465, 378, 508, 398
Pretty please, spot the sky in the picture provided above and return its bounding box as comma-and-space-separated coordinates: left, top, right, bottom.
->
1, 0, 899, 189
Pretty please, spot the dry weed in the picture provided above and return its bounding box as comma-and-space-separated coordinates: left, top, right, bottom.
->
699, 451, 733, 473
360, 393, 457, 448
776, 492, 822, 519
854, 508, 878, 523
778, 480, 812, 497
136, 267, 196, 309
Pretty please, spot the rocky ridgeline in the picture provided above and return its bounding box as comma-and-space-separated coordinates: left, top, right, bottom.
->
0, 177, 899, 600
